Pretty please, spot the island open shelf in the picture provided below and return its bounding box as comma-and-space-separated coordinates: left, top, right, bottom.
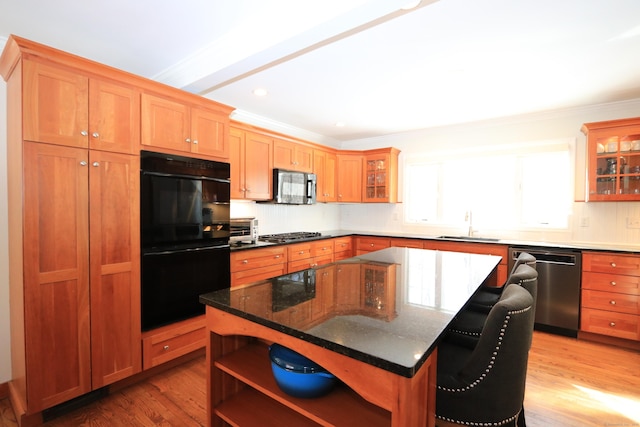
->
213, 340, 391, 426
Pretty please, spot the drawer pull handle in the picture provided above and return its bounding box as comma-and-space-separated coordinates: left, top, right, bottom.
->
370, 243, 375, 247
299, 251, 305, 255
611, 262, 617, 268
611, 281, 617, 286
163, 345, 170, 351
275, 255, 280, 259
610, 300, 616, 305
242, 260, 248, 264
610, 322, 616, 327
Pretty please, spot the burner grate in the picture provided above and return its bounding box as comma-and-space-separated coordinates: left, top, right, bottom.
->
259, 232, 323, 243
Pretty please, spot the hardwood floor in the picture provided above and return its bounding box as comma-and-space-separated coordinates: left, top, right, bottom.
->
1, 332, 639, 427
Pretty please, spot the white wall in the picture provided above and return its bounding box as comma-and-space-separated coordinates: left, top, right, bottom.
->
0, 57, 11, 383
339, 98, 640, 247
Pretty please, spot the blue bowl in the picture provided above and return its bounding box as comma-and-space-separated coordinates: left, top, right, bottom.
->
269, 343, 337, 398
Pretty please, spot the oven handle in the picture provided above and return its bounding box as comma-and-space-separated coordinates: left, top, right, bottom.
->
142, 170, 230, 184
144, 244, 230, 256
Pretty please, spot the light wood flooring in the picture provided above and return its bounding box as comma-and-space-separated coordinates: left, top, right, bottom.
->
1, 331, 639, 427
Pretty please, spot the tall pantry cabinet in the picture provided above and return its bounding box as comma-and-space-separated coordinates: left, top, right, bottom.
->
1, 36, 141, 419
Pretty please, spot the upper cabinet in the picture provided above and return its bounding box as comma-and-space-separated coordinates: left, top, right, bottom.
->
337, 152, 364, 203
273, 137, 314, 172
313, 148, 337, 202
22, 60, 140, 154
582, 117, 640, 201
141, 93, 230, 160
230, 124, 273, 200
363, 148, 400, 203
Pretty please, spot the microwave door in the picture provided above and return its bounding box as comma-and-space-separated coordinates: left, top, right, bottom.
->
278, 171, 305, 204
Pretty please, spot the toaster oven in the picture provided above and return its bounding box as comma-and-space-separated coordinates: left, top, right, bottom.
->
230, 217, 259, 244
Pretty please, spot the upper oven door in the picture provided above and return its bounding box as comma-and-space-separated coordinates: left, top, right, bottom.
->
141, 151, 230, 249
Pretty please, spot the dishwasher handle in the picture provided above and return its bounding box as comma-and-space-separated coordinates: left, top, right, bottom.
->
511, 250, 578, 266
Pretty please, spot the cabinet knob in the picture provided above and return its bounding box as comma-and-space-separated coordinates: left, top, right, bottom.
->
299, 251, 305, 255
193, 140, 198, 145
242, 260, 248, 264
163, 345, 170, 351
275, 255, 280, 259
610, 322, 616, 327
92, 162, 99, 167
80, 130, 88, 136
611, 262, 617, 268
370, 243, 375, 247
92, 132, 99, 138
610, 300, 617, 305
80, 161, 88, 166
611, 281, 617, 286
185, 138, 191, 143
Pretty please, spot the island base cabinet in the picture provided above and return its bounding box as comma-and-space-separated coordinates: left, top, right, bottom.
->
206, 306, 436, 427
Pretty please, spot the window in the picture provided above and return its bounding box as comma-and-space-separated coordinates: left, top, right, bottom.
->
404, 140, 573, 229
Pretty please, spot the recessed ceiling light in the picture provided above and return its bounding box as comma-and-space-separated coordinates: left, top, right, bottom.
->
400, 0, 421, 10
253, 88, 268, 97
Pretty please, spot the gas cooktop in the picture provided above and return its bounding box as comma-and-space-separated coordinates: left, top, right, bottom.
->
259, 232, 324, 244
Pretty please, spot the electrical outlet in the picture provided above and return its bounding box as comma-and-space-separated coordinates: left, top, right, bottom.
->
580, 217, 590, 227
627, 217, 640, 229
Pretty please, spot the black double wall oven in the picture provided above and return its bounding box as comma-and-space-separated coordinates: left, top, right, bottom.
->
140, 150, 231, 331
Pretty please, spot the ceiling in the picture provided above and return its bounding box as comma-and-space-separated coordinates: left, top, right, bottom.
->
2, 0, 640, 145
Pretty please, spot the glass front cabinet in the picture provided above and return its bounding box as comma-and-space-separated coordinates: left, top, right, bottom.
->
582, 117, 640, 201
363, 147, 400, 203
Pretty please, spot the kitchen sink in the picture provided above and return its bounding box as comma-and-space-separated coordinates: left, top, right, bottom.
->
439, 235, 501, 243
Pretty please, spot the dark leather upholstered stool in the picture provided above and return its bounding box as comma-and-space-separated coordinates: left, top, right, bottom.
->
436, 284, 535, 427
468, 251, 536, 313
445, 263, 538, 350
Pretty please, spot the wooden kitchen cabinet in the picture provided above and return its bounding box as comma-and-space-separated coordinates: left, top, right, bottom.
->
141, 93, 230, 160
230, 246, 287, 287
229, 125, 273, 200
356, 236, 391, 255
582, 117, 640, 201
363, 148, 400, 203
273, 137, 314, 172
142, 316, 206, 370
337, 152, 364, 203
361, 263, 397, 321
390, 238, 425, 249
23, 59, 140, 154
581, 252, 640, 342
287, 240, 334, 272
314, 148, 337, 202
17, 143, 141, 412
334, 236, 354, 261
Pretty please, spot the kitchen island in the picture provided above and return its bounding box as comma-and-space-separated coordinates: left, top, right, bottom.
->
200, 247, 501, 427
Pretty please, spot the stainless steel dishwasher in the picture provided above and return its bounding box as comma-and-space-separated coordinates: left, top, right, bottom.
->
508, 246, 582, 337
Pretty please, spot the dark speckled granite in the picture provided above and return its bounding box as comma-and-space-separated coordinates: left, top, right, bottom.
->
200, 247, 501, 378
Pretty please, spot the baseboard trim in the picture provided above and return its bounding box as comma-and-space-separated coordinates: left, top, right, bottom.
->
578, 331, 640, 351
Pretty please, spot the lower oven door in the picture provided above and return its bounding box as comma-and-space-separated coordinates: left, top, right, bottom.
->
141, 244, 230, 331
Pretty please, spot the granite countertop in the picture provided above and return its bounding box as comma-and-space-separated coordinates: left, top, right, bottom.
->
200, 247, 501, 378
230, 229, 640, 254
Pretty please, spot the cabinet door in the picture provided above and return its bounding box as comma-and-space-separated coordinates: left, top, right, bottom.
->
141, 93, 191, 152
89, 79, 140, 154
23, 60, 89, 148
229, 127, 246, 199
23, 142, 91, 411
273, 138, 295, 170
191, 107, 229, 160
337, 154, 363, 202
89, 151, 141, 387
314, 149, 337, 202
244, 131, 272, 200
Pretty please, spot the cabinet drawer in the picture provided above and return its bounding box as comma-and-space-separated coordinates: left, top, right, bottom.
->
583, 252, 640, 276
333, 237, 353, 254
231, 264, 286, 287
356, 237, 391, 252
311, 240, 334, 258
390, 238, 424, 249
288, 254, 334, 273
142, 316, 206, 369
582, 271, 640, 295
231, 247, 286, 272
582, 289, 639, 314
580, 308, 640, 341
288, 242, 313, 262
